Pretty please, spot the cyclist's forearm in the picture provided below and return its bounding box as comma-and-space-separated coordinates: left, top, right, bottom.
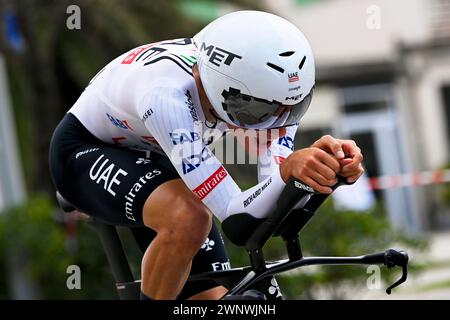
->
225, 168, 285, 220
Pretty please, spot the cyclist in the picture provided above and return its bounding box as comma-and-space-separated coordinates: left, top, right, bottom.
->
49, 11, 364, 300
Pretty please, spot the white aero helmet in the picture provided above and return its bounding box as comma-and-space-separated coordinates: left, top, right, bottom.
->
194, 10, 315, 129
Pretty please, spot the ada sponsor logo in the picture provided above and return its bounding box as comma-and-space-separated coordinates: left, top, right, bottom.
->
170, 131, 201, 145
243, 177, 272, 208
182, 147, 211, 174
200, 42, 242, 67
142, 108, 154, 122
185, 90, 198, 121
106, 113, 133, 131
89, 154, 128, 197
288, 72, 299, 83
75, 148, 99, 159
201, 237, 215, 251
278, 136, 294, 151
124, 169, 162, 221
193, 166, 228, 200
294, 180, 315, 193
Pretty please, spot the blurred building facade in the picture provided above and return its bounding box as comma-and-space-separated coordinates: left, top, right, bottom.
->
265, 0, 450, 232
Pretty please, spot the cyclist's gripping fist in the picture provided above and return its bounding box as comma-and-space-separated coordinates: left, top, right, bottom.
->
280, 135, 364, 193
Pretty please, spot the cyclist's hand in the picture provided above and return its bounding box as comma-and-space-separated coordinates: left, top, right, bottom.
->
280, 147, 341, 194
336, 138, 364, 183
310, 135, 364, 183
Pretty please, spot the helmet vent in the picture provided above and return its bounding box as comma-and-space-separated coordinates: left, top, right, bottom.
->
279, 51, 295, 57
299, 56, 306, 70
266, 62, 284, 74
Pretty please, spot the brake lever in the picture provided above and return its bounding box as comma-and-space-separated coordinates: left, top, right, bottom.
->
386, 265, 408, 295
384, 249, 409, 294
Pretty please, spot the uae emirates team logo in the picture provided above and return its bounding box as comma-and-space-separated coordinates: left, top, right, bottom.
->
288, 72, 299, 83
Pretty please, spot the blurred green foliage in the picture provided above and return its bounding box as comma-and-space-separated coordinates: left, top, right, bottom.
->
0, 196, 120, 299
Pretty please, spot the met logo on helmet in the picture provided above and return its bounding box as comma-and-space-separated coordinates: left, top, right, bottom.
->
200, 42, 242, 67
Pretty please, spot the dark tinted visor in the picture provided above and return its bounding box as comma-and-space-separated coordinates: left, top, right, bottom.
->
222, 88, 313, 129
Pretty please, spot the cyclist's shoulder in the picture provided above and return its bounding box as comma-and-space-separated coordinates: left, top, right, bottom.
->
139, 84, 202, 123
87, 38, 196, 94
123, 38, 197, 77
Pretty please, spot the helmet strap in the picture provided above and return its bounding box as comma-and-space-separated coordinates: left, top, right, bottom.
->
206, 107, 224, 128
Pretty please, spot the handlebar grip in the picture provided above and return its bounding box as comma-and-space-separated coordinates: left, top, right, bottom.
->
362, 252, 387, 265
303, 174, 355, 194
362, 249, 409, 267
333, 174, 355, 190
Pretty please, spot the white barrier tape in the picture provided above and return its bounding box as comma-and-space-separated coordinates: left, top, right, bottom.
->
368, 169, 450, 190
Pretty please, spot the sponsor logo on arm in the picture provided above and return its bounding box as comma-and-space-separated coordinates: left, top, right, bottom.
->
243, 177, 272, 208
273, 156, 286, 165
193, 166, 228, 200
181, 147, 212, 174
277, 136, 294, 151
